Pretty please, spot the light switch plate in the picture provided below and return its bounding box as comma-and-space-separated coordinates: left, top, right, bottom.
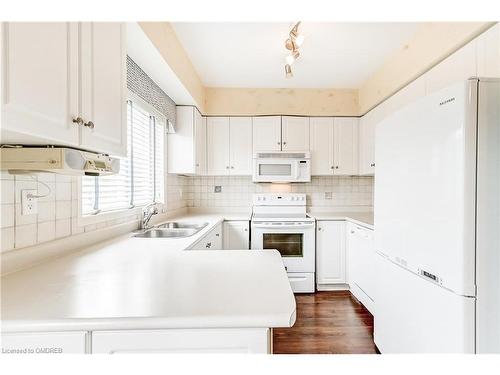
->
21, 189, 38, 215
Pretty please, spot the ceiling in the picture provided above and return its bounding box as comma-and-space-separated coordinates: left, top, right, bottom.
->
171, 22, 420, 89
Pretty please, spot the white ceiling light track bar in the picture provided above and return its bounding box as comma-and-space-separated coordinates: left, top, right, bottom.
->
284, 21, 305, 78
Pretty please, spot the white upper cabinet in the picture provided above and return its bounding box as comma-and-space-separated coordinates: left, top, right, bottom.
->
1, 22, 80, 147
358, 114, 375, 176
252, 116, 281, 152
207, 117, 253, 176
168, 106, 206, 175
207, 117, 231, 175
477, 23, 500, 78
194, 109, 207, 175
79, 23, 127, 156
1, 22, 127, 156
309, 117, 334, 175
229, 117, 253, 175
316, 221, 347, 285
425, 40, 477, 95
333, 118, 359, 175
281, 116, 310, 151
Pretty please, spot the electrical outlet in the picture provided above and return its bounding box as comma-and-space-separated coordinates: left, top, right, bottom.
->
214, 186, 222, 193
21, 189, 38, 215
324, 192, 333, 200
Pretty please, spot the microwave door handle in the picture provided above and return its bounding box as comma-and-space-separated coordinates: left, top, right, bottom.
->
293, 162, 300, 179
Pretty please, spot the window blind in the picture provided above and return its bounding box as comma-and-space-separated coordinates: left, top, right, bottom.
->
81, 99, 165, 215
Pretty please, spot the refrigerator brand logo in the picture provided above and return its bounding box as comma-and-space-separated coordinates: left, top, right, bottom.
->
439, 97, 456, 106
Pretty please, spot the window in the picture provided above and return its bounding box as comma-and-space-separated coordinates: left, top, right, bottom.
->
81, 99, 165, 216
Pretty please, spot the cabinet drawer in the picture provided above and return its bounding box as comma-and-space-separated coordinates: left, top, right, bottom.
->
288, 272, 315, 293
2, 331, 88, 354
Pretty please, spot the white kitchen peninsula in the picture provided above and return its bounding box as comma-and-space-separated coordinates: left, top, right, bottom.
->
1, 231, 296, 354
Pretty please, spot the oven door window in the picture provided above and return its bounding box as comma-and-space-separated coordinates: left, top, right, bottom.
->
263, 233, 303, 257
259, 163, 292, 176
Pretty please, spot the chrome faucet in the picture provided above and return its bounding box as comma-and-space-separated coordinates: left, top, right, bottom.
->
141, 203, 159, 230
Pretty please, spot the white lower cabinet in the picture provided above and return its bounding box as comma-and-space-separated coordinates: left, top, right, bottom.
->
91, 328, 270, 353
190, 223, 223, 250
2, 331, 88, 354
347, 222, 375, 314
223, 221, 250, 249
316, 221, 347, 290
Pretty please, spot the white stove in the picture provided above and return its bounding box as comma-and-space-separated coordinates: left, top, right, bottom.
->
251, 193, 316, 293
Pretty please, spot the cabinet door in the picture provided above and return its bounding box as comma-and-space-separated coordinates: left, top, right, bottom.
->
168, 106, 196, 174
333, 118, 359, 175
252, 116, 281, 152
477, 23, 500, 78
92, 328, 270, 353
347, 223, 375, 301
358, 114, 375, 175
194, 109, 207, 175
1, 22, 79, 146
281, 116, 310, 151
309, 117, 334, 175
223, 221, 250, 249
316, 221, 346, 284
190, 223, 223, 250
207, 117, 230, 175
229, 117, 253, 175
2, 331, 87, 354
80, 23, 127, 157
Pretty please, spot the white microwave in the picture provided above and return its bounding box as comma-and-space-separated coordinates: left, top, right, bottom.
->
253, 152, 311, 183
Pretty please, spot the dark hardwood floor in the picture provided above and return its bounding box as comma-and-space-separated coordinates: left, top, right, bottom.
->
273, 291, 378, 354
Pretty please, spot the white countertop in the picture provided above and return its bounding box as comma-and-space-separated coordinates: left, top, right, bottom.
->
308, 211, 374, 229
1, 214, 295, 333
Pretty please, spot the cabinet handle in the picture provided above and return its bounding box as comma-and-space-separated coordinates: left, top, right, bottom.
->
206, 242, 212, 248
84, 121, 95, 129
351, 230, 355, 234
318, 227, 322, 231
231, 166, 234, 169
335, 166, 339, 169
72, 117, 84, 126
330, 166, 334, 169
283, 142, 287, 145
370, 163, 375, 167
277, 142, 281, 145
226, 166, 230, 169
244, 228, 248, 232
215, 233, 220, 237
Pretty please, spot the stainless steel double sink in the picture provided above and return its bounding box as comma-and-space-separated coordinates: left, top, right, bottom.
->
133, 222, 208, 238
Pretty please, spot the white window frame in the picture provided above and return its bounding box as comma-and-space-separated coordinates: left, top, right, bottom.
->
77, 92, 168, 226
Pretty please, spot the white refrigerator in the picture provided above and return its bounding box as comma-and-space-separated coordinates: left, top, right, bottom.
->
374, 78, 500, 353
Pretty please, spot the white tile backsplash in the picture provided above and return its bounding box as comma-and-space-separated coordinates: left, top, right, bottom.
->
185, 175, 373, 209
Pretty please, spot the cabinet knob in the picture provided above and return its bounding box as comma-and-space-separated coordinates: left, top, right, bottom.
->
231, 166, 234, 169
277, 142, 281, 145
318, 227, 322, 231
244, 228, 248, 232
226, 166, 230, 169
215, 233, 220, 237
283, 142, 287, 145
206, 242, 212, 248
84, 121, 95, 129
196, 163, 200, 167
370, 163, 375, 167
72, 117, 84, 126
335, 166, 339, 169
330, 166, 334, 169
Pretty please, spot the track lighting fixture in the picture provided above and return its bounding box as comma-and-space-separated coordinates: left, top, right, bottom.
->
284, 22, 304, 78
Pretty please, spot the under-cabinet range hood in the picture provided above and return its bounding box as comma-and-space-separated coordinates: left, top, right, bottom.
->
0, 146, 120, 176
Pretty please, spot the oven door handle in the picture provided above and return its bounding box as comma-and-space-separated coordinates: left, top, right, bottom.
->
252, 223, 315, 229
